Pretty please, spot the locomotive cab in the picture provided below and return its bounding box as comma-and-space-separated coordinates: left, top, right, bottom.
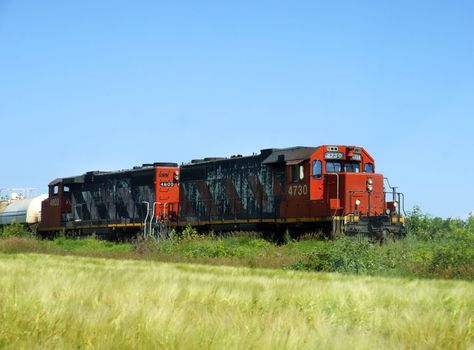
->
38, 179, 71, 232
258, 145, 405, 238
309, 146, 382, 215
308, 145, 405, 238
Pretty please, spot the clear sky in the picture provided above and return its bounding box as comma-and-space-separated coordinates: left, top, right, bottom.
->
1, 0, 473, 218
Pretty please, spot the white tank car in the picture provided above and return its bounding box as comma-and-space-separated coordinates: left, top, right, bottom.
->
0, 194, 48, 226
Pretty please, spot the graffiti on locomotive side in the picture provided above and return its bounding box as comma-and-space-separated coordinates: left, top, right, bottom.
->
287, 184, 308, 196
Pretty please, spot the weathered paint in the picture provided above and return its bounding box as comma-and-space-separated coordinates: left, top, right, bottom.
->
37, 145, 405, 237
38, 163, 179, 232
179, 152, 283, 223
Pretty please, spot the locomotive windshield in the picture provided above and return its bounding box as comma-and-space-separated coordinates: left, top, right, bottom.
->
326, 162, 342, 173
326, 161, 360, 173
344, 163, 360, 173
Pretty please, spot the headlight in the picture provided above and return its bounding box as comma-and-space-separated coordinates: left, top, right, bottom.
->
367, 184, 373, 192
393, 202, 398, 208
355, 199, 361, 206
367, 178, 373, 185
385, 209, 390, 215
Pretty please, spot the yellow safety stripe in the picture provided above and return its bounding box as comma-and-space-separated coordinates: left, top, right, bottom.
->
38, 217, 337, 231
37, 216, 405, 231
37, 223, 142, 232
172, 216, 341, 227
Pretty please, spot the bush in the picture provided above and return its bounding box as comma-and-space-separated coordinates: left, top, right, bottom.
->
467, 214, 474, 232
186, 240, 228, 258
0, 223, 30, 238
175, 225, 199, 240
406, 206, 468, 240
292, 213, 474, 280
292, 236, 383, 274
424, 228, 474, 276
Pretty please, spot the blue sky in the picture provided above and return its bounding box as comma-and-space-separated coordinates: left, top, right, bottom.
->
1, 0, 473, 218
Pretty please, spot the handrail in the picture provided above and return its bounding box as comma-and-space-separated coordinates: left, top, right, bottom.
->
383, 191, 406, 217
150, 202, 158, 237
333, 173, 340, 216
142, 201, 149, 237
383, 177, 393, 190
399, 193, 406, 216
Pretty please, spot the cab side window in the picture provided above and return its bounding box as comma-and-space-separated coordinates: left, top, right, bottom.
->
53, 185, 59, 195
291, 165, 304, 182
364, 163, 374, 173
312, 160, 322, 179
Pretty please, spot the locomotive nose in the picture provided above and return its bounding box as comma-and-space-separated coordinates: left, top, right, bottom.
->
343, 173, 385, 216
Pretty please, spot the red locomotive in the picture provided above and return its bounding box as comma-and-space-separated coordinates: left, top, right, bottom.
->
37, 145, 405, 239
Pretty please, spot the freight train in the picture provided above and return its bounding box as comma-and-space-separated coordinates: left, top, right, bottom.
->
35, 145, 406, 240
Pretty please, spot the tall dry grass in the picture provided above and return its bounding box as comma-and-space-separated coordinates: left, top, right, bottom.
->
0, 253, 473, 349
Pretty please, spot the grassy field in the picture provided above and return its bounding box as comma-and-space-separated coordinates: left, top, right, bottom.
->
1, 230, 473, 281
1, 253, 473, 349
1, 209, 473, 282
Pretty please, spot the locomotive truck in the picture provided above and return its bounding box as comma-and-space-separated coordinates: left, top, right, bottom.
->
37, 145, 405, 239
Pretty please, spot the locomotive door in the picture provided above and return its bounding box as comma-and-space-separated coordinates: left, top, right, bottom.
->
154, 167, 180, 220
272, 168, 286, 219
310, 159, 324, 200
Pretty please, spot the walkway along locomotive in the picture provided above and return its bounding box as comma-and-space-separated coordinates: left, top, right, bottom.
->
37, 145, 406, 239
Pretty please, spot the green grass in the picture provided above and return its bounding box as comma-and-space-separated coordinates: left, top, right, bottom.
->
0, 253, 473, 349
0, 222, 29, 238
0, 236, 132, 255
0, 211, 472, 348
291, 233, 474, 279
0, 208, 473, 280
1, 230, 473, 280
52, 236, 132, 253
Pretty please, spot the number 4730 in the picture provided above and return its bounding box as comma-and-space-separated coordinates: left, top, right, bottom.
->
288, 184, 308, 196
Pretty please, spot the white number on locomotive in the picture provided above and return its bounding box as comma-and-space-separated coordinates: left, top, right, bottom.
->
288, 184, 308, 196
